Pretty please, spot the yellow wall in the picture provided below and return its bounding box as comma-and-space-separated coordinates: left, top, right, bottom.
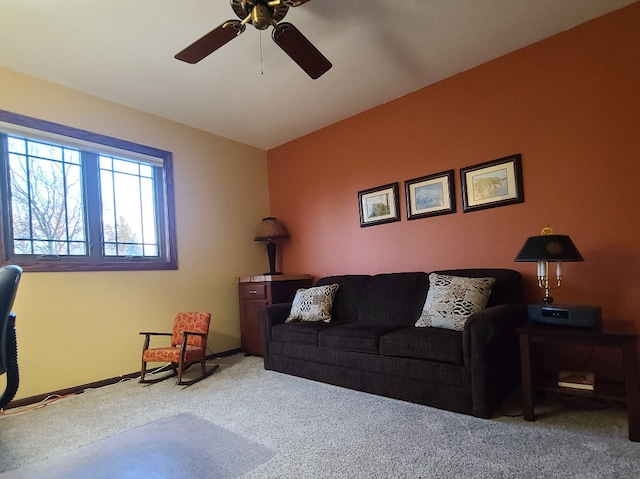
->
0, 66, 269, 400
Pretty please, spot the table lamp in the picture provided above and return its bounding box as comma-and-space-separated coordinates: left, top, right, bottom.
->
514, 227, 584, 304
254, 217, 289, 275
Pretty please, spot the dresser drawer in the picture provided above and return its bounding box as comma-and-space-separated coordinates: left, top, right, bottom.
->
239, 283, 267, 300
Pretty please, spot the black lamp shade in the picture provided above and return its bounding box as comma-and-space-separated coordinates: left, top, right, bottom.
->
514, 235, 584, 262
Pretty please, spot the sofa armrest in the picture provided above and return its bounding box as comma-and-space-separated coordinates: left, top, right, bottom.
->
260, 302, 292, 369
261, 303, 291, 336
462, 302, 527, 417
463, 303, 527, 354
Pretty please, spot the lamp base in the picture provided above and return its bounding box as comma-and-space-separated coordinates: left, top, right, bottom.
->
264, 241, 283, 276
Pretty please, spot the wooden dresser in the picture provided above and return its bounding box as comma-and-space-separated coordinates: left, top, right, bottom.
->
238, 274, 313, 356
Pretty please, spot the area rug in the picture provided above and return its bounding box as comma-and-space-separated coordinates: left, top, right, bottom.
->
0, 412, 274, 479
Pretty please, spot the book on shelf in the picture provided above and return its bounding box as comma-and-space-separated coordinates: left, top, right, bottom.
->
557, 370, 595, 390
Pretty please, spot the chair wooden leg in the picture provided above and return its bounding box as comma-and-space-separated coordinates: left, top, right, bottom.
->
139, 335, 151, 383
139, 360, 148, 383
176, 349, 186, 384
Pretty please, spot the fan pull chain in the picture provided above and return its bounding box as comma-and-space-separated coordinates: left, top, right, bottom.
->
259, 31, 264, 75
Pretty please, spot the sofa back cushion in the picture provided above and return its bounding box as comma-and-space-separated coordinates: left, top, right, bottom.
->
415, 273, 496, 331
285, 284, 340, 323
357, 272, 429, 327
432, 268, 522, 306
314, 269, 521, 327
315, 275, 371, 324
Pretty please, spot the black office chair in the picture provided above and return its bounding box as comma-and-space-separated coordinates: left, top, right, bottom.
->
0, 265, 23, 409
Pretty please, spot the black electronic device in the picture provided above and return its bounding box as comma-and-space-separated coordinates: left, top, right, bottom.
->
0, 265, 22, 409
528, 304, 602, 328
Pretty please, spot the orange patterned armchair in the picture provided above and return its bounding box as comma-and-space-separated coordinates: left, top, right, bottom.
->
139, 311, 217, 386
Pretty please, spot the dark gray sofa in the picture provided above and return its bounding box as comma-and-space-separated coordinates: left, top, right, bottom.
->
261, 269, 526, 418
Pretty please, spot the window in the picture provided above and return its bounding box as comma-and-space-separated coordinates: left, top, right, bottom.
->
0, 110, 177, 272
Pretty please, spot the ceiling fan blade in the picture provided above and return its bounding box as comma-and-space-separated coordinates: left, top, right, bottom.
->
175, 20, 246, 64
272, 22, 331, 79
281, 0, 313, 6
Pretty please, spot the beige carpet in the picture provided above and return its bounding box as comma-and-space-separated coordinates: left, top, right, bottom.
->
1, 354, 638, 478
0, 412, 274, 479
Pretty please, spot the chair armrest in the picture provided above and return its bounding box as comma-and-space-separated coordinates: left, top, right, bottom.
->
182, 331, 206, 338
139, 331, 172, 352
181, 331, 207, 344
179, 331, 207, 354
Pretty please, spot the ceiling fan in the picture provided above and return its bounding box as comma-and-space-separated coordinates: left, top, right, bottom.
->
175, 0, 332, 79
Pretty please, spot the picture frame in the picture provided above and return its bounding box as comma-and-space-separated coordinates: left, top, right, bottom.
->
460, 154, 524, 213
358, 182, 400, 227
404, 170, 456, 220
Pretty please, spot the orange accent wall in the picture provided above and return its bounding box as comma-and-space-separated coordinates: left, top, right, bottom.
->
267, 4, 640, 373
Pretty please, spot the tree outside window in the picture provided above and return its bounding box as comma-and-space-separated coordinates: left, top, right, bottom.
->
0, 110, 177, 272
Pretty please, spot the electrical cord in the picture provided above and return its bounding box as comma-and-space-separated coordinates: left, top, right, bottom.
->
0, 393, 75, 417
3, 351, 221, 415
0, 377, 136, 417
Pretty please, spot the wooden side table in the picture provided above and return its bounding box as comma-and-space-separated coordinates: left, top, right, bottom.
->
238, 274, 313, 356
517, 320, 640, 442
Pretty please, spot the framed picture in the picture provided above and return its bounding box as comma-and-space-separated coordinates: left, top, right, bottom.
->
358, 182, 400, 227
404, 170, 456, 220
460, 154, 524, 212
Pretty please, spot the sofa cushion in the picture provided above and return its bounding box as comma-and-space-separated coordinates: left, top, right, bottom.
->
272, 321, 337, 346
379, 327, 464, 365
318, 324, 396, 353
357, 272, 429, 327
286, 284, 339, 323
415, 273, 495, 331
315, 275, 371, 324
433, 268, 522, 307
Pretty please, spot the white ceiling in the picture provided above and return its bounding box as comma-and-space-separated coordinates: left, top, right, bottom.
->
0, 0, 635, 150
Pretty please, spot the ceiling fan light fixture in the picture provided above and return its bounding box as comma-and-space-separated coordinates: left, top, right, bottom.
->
176, 0, 331, 79
251, 4, 274, 30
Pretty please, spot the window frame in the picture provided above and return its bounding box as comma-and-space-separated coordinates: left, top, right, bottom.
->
0, 110, 178, 272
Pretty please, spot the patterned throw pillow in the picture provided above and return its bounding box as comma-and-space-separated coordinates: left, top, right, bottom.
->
415, 273, 495, 331
285, 284, 339, 323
